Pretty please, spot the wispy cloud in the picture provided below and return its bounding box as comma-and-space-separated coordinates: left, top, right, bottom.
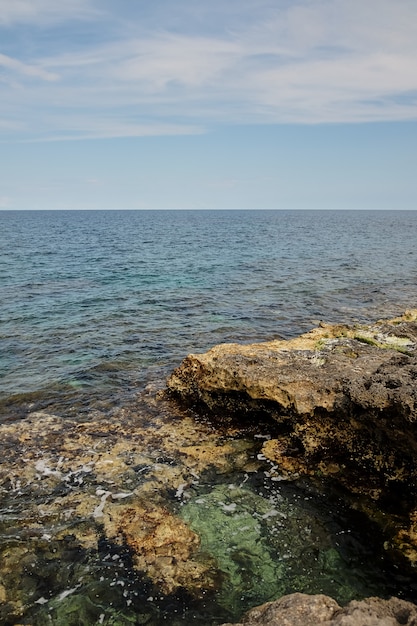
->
0, 52, 58, 81
0, 0, 98, 26
25, 119, 205, 142
1, 0, 416, 141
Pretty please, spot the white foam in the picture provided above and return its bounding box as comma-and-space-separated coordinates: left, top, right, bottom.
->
175, 484, 188, 499
220, 502, 237, 513
57, 586, 80, 602
111, 492, 133, 500
93, 491, 111, 518
35, 597, 49, 605
35, 460, 62, 479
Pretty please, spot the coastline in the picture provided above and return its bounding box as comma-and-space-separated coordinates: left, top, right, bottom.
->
167, 310, 417, 622
1, 308, 417, 623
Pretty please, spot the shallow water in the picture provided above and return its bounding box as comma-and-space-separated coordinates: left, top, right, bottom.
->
1, 209, 417, 623
0, 393, 412, 625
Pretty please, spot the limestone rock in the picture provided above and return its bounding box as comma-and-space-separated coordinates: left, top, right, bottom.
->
221, 592, 417, 626
102, 500, 218, 596
167, 311, 417, 425
167, 311, 417, 565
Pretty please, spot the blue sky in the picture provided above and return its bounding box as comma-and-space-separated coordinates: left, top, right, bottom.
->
0, 0, 416, 209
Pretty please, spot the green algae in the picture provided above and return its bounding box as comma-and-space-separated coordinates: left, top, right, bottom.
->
354, 332, 413, 354
181, 484, 284, 614
315, 330, 414, 356
179, 482, 372, 616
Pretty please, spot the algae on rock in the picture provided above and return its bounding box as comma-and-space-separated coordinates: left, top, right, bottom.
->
179, 482, 378, 616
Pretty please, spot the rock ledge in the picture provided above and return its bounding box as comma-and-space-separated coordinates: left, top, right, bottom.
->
167, 311, 417, 567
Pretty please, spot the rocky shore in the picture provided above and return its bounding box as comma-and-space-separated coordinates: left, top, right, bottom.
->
2, 310, 417, 624
167, 310, 417, 623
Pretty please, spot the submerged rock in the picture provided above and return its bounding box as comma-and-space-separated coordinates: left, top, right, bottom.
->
179, 483, 374, 613
102, 499, 218, 597
220, 592, 417, 626
166, 310, 417, 567
0, 398, 260, 622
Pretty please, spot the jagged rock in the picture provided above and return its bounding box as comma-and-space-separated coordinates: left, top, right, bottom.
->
220, 592, 417, 626
166, 311, 417, 566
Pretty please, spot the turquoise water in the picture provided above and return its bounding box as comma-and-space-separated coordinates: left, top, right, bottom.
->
1, 209, 417, 624
2, 209, 417, 411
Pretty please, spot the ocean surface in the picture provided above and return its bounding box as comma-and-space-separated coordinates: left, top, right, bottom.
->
2, 209, 417, 413
1, 209, 417, 625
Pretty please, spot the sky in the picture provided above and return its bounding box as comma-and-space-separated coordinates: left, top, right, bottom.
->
0, 0, 416, 210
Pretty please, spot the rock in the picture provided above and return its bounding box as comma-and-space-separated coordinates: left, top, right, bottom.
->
102, 499, 219, 596
0, 397, 260, 621
220, 592, 417, 625
166, 311, 417, 566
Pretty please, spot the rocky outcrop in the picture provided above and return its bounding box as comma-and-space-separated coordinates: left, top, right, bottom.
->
221, 593, 417, 626
167, 310, 417, 567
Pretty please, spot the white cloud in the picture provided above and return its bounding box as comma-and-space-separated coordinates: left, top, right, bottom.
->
21, 115, 205, 142
247, 52, 417, 123
1, 0, 417, 140
0, 53, 58, 81
113, 35, 241, 90
0, 0, 98, 26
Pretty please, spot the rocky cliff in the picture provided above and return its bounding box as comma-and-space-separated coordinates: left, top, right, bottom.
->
167, 310, 417, 570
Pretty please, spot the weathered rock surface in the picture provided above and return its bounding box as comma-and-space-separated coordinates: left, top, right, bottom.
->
167, 310, 417, 566
221, 593, 417, 626
0, 394, 261, 622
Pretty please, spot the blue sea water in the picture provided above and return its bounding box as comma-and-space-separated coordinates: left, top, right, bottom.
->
1, 209, 417, 413
1, 209, 417, 625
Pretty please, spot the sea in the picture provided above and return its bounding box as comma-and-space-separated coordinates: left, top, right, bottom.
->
1, 209, 417, 625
